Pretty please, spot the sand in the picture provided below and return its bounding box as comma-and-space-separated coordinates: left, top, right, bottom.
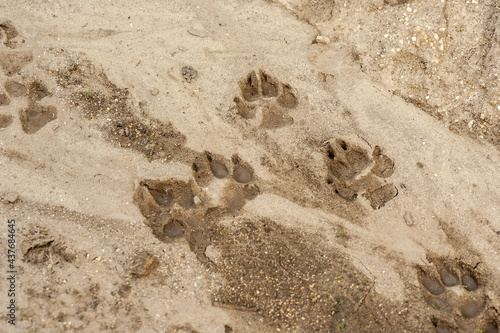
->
0, 0, 499, 332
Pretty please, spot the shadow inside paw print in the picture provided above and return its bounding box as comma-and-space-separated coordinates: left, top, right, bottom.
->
417, 258, 499, 333
324, 138, 397, 209
233, 70, 298, 129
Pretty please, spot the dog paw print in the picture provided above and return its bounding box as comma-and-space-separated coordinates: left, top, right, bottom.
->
133, 177, 210, 261
191, 151, 259, 212
324, 138, 397, 209
0, 21, 57, 133
418, 258, 498, 333
1, 79, 58, 133
233, 70, 298, 129
133, 152, 259, 263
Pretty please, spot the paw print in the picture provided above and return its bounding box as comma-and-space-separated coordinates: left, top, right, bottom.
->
324, 138, 397, 209
191, 151, 259, 212
418, 258, 498, 332
233, 70, 298, 129
0, 20, 20, 49
134, 151, 259, 263
0, 21, 57, 134
2, 78, 58, 134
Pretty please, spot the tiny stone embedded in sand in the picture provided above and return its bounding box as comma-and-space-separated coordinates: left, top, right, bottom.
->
205, 245, 221, 263
314, 36, 330, 45
404, 212, 414, 226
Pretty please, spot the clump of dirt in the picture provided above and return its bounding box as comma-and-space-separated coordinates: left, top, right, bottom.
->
21, 226, 75, 265
129, 250, 160, 277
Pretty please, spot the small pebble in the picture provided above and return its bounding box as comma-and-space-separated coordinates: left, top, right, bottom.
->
404, 212, 414, 226
315, 36, 330, 45
182, 66, 198, 83
150, 88, 159, 96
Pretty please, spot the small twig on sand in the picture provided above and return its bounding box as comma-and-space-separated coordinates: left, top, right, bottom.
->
354, 284, 373, 313
212, 302, 258, 312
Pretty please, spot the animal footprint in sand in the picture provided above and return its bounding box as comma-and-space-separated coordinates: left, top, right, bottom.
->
325, 139, 397, 209
0, 21, 57, 133
0, 20, 33, 76
134, 152, 259, 263
233, 70, 298, 129
417, 258, 498, 333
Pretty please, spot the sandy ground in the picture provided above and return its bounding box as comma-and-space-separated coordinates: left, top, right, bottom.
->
0, 0, 499, 332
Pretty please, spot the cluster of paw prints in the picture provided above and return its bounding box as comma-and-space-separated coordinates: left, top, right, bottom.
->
133, 151, 259, 262
0, 21, 57, 134
324, 138, 398, 209
233, 70, 298, 129
418, 260, 499, 333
